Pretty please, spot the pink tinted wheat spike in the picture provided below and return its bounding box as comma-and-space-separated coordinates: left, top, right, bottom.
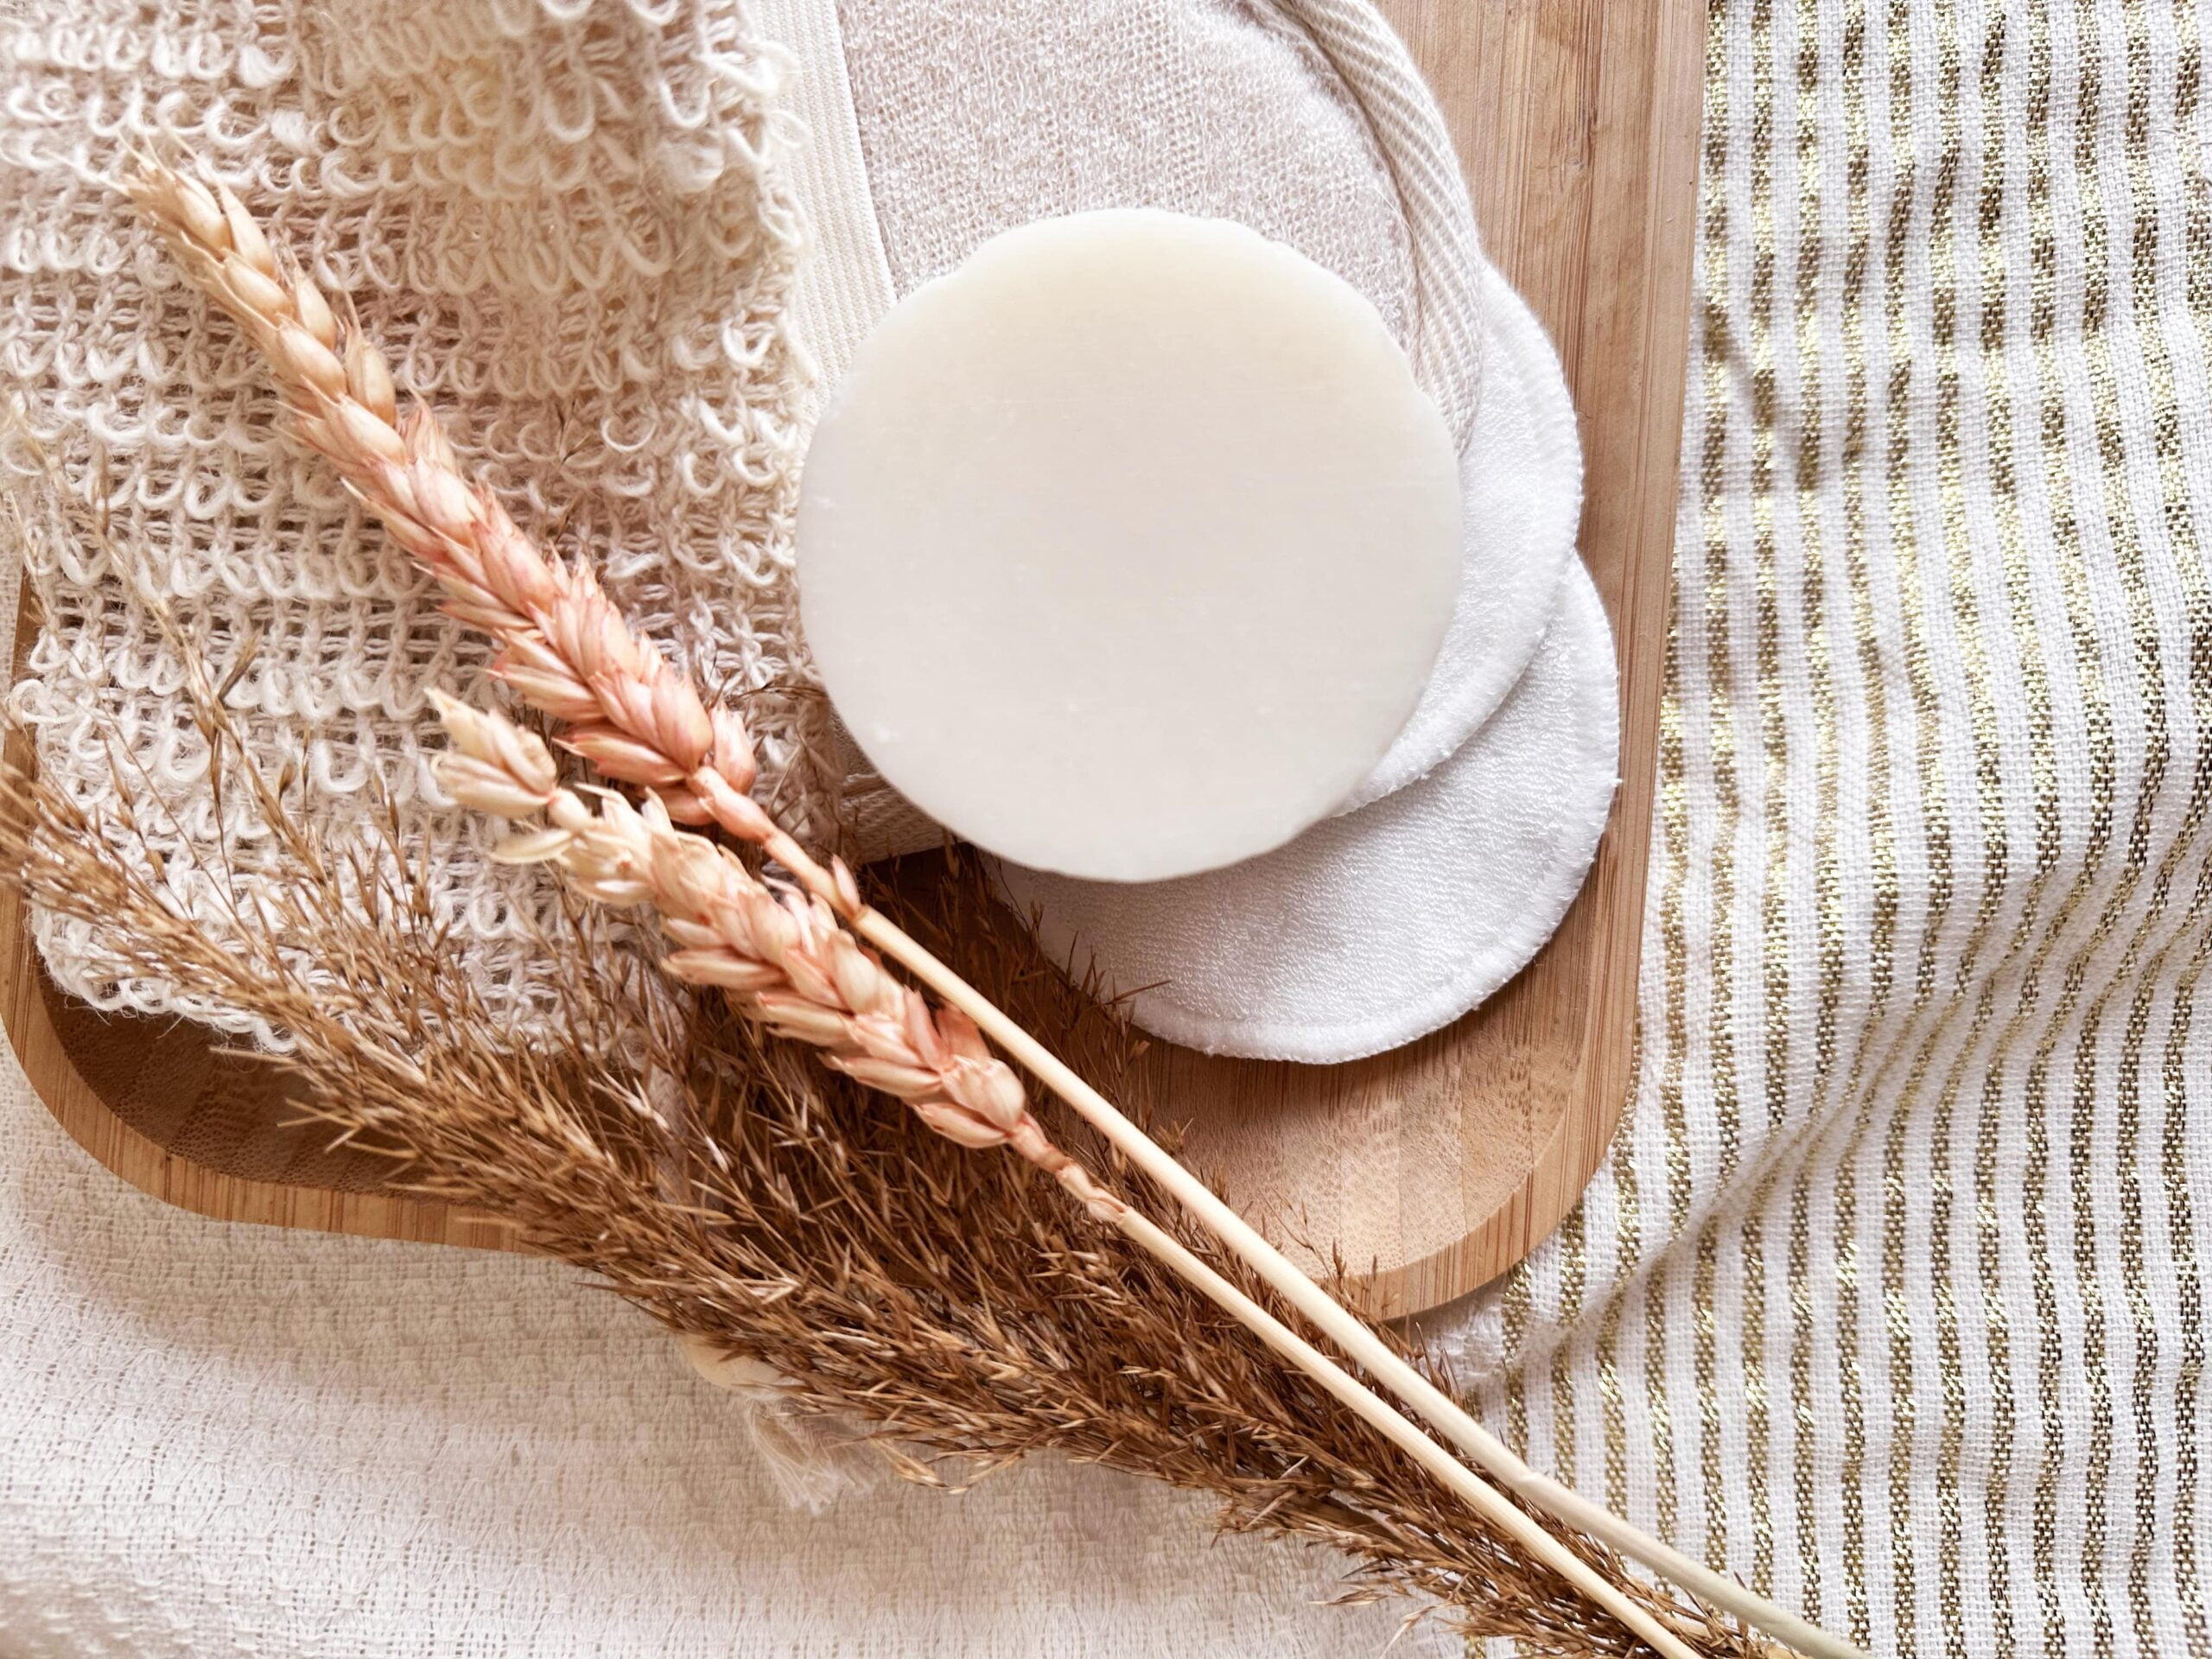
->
124, 160, 763, 838
429, 691, 1122, 1222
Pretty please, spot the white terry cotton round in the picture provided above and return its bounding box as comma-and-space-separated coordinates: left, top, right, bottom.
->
995, 562, 1619, 1065
1344, 262, 1582, 810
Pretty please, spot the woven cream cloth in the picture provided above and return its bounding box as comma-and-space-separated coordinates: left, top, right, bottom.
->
2, 0, 817, 1040
1428, 0, 2212, 1652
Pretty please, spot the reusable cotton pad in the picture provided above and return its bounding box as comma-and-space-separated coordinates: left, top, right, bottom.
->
1341, 262, 1581, 810
995, 562, 1619, 1064
798, 210, 1464, 883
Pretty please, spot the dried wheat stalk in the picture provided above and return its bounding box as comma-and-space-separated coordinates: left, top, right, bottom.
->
432, 687, 1122, 1218
119, 158, 1852, 1659
0, 499, 1777, 1656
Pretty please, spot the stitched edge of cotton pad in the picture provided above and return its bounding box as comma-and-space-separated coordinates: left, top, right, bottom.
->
1343, 259, 1584, 812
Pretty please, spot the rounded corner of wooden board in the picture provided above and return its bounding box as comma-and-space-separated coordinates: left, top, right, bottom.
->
0, 887, 518, 1254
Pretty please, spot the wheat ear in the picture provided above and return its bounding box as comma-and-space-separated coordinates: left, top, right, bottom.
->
127, 159, 1855, 1659
431, 693, 1719, 1659
429, 689, 1120, 1217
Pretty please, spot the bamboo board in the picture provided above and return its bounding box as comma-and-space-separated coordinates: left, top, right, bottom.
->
0, 0, 1703, 1319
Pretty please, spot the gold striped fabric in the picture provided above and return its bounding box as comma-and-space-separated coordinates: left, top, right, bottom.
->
1442, 1, 2212, 1649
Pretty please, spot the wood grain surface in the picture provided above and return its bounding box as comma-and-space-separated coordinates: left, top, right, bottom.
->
0, 0, 1704, 1317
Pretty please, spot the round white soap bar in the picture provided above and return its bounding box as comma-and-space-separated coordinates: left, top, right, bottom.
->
798, 209, 1462, 882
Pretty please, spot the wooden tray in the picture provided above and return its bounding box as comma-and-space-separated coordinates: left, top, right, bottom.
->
0, 0, 1702, 1319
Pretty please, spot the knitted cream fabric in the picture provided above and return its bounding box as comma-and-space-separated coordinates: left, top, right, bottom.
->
1, 0, 813, 1039
839, 0, 1415, 349
842, 0, 1500, 454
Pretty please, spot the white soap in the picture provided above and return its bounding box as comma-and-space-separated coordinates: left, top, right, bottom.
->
797, 210, 1463, 882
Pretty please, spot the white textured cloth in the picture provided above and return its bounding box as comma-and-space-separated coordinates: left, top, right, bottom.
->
1, 0, 814, 1041
1001, 562, 1616, 1063
835, 0, 1491, 450
838, 0, 1417, 353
